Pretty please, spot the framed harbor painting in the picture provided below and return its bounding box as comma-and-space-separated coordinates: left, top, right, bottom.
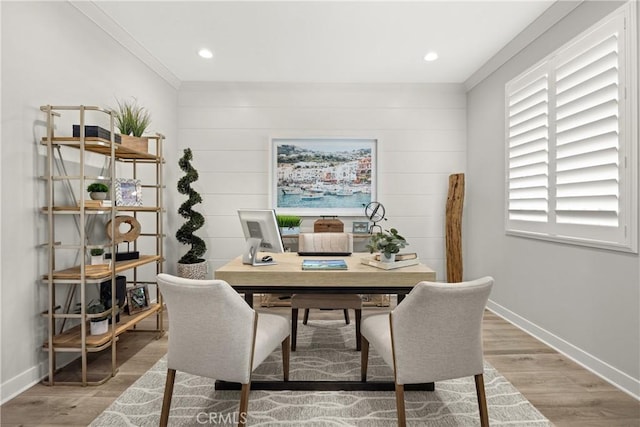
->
270, 137, 377, 216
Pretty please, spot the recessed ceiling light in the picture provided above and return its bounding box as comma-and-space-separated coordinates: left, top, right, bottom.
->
198, 48, 213, 59
424, 52, 439, 62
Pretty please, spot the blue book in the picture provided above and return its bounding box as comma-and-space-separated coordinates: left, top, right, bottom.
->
301, 259, 348, 270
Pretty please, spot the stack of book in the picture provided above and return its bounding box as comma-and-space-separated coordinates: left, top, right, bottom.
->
79, 199, 112, 208
373, 252, 417, 262
363, 252, 420, 270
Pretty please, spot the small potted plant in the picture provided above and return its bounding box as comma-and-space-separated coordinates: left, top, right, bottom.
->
87, 182, 109, 200
87, 299, 109, 335
277, 214, 302, 235
114, 97, 151, 137
366, 228, 408, 263
90, 248, 105, 265
113, 97, 151, 152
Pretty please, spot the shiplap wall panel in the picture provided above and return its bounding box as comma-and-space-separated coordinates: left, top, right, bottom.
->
199, 172, 267, 194
196, 151, 268, 173
382, 151, 467, 173
179, 107, 465, 131
178, 82, 466, 280
200, 195, 270, 216
179, 128, 465, 152
383, 173, 450, 195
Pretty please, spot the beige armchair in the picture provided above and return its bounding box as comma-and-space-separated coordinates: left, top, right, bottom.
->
361, 277, 494, 427
291, 232, 362, 351
157, 273, 290, 427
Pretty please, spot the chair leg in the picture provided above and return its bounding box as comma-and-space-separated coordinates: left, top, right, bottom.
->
355, 309, 362, 351
475, 373, 490, 427
360, 336, 369, 381
343, 309, 351, 325
303, 308, 310, 325
238, 383, 251, 427
282, 336, 290, 381
395, 382, 406, 427
160, 368, 176, 427
291, 308, 298, 351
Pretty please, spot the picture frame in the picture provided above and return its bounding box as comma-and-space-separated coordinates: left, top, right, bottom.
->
270, 137, 377, 216
126, 285, 150, 314
352, 221, 370, 234
114, 178, 142, 206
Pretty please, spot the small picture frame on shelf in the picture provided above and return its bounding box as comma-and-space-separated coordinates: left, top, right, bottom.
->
126, 285, 150, 314
114, 178, 142, 206
352, 221, 370, 234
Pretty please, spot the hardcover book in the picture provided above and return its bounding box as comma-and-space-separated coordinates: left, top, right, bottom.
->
302, 259, 348, 270
361, 256, 420, 270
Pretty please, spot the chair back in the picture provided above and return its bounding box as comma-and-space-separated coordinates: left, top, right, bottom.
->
391, 277, 493, 384
157, 273, 256, 384
298, 232, 353, 253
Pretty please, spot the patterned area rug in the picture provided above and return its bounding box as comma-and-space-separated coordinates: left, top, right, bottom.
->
91, 321, 552, 426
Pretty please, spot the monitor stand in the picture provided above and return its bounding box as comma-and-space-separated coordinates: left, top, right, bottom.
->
242, 237, 277, 266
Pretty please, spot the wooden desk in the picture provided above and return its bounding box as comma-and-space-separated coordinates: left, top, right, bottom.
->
214, 252, 437, 392
215, 252, 436, 306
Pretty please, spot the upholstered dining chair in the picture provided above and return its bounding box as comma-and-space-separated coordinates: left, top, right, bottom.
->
360, 277, 494, 427
291, 232, 363, 351
157, 273, 290, 427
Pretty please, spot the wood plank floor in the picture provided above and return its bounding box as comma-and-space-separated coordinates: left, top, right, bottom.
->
1, 303, 638, 426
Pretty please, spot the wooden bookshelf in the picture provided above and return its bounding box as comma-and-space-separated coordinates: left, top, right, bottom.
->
44, 255, 162, 281
44, 304, 162, 349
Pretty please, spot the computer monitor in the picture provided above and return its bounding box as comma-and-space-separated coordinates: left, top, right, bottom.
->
238, 209, 285, 265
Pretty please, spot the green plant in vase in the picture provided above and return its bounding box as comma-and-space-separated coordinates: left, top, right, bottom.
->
86, 299, 109, 335
366, 228, 408, 262
113, 98, 151, 137
87, 182, 109, 200
276, 214, 302, 235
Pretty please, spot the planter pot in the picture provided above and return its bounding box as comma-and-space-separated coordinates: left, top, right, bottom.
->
177, 261, 208, 280
90, 319, 108, 335
90, 192, 107, 200
380, 253, 396, 263
91, 255, 105, 265
279, 226, 300, 236
119, 135, 149, 153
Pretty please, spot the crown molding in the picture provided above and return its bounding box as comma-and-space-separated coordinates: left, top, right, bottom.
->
69, 0, 181, 90
464, 1, 583, 91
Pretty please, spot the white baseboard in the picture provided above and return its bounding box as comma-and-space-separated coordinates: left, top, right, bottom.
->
1, 353, 77, 405
487, 300, 640, 400
0, 364, 42, 405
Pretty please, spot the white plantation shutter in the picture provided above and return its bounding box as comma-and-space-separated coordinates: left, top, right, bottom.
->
555, 32, 620, 228
505, 3, 637, 252
507, 70, 549, 224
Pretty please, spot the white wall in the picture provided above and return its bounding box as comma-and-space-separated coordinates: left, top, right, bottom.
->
466, 1, 639, 397
0, 1, 177, 403
177, 82, 466, 277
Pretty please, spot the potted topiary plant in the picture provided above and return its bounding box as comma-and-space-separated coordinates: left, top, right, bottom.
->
87, 182, 109, 200
113, 97, 151, 153
176, 148, 207, 279
366, 228, 408, 263
277, 214, 302, 236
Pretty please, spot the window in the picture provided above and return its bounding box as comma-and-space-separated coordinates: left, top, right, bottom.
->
505, 2, 637, 252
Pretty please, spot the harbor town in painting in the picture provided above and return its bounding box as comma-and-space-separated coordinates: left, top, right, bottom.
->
274, 139, 375, 212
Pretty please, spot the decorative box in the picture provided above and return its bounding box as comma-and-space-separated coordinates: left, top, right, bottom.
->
314, 218, 344, 233
72, 125, 121, 143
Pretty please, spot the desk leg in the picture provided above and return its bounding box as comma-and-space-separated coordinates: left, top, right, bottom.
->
244, 292, 254, 308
